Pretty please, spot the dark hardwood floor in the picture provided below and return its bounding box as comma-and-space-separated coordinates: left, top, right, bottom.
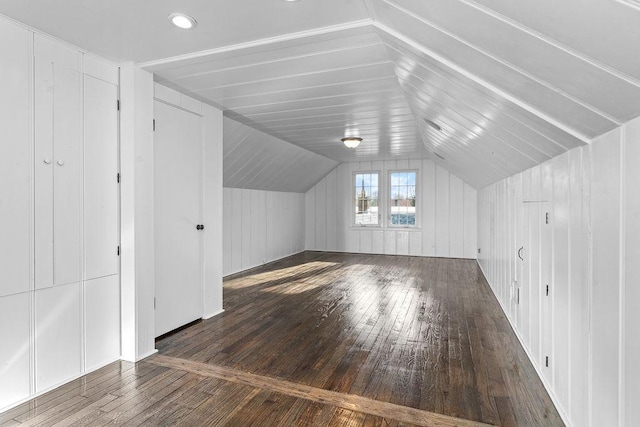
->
0, 252, 563, 426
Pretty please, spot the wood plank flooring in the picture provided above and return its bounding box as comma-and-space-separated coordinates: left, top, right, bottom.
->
0, 252, 564, 426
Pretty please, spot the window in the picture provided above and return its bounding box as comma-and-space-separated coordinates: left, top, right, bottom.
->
389, 171, 417, 226
353, 172, 379, 226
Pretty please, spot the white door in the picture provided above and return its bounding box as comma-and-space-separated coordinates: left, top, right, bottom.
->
34, 36, 82, 290
154, 101, 203, 337
84, 75, 119, 280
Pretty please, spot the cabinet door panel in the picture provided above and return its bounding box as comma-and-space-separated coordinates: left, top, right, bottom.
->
35, 282, 82, 392
0, 20, 31, 297
84, 76, 118, 280
34, 56, 55, 290
85, 275, 120, 370
0, 293, 31, 408
53, 63, 82, 286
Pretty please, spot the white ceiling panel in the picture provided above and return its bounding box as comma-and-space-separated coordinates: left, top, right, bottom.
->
386, 0, 640, 123
470, 0, 640, 81
3, 0, 639, 189
223, 118, 338, 193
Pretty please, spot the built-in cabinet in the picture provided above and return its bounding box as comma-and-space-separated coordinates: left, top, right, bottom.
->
0, 17, 120, 411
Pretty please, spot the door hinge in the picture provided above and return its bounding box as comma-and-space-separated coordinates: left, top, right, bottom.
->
117, 100, 120, 111
117, 246, 120, 256
545, 212, 550, 224
153, 119, 156, 131
545, 356, 549, 367
117, 172, 120, 183
154, 297, 156, 310
546, 284, 549, 296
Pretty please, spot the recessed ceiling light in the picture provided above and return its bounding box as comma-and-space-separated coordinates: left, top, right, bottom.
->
342, 137, 362, 148
168, 13, 197, 30
424, 119, 442, 132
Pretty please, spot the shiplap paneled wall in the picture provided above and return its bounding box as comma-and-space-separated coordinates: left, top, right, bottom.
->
223, 188, 305, 277
477, 115, 640, 427
305, 158, 477, 258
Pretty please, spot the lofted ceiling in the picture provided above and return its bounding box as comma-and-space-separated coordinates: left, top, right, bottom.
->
2, 0, 639, 189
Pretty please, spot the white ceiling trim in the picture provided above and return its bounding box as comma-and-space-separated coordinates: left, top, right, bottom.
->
378, 1, 621, 127
140, 18, 374, 69
457, 0, 640, 88
373, 21, 591, 144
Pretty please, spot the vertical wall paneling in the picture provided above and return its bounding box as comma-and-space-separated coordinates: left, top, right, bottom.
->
231, 188, 243, 273
223, 188, 233, 275
422, 159, 437, 256
326, 170, 337, 251
305, 187, 316, 250
435, 165, 451, 257
624, 119, 640, 426
0, 19, 31, 298
223, 189, 305, 277
590, 129, 621, 427
568, 147, 589, 427
477, 116, 640, 427
241, 190, 252, 270
305, 158, 477, 259
315, 179, 327, 251
463, 184, 477, 259
552, 153, 570, 408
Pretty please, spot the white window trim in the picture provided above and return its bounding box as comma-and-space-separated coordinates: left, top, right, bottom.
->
387, 169, 419, 228
352, 170, 382, 227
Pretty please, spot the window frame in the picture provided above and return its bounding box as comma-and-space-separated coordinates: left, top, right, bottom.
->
387, 169, 419, 228
352, 170, 382, 227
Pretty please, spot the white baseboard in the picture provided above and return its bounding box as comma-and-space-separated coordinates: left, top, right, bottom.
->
203, 309, 225, 320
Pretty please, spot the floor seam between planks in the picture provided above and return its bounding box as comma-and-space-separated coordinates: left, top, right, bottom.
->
147, 354, 494, 427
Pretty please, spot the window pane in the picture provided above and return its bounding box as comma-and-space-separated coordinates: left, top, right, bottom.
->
354, 172, 379, 225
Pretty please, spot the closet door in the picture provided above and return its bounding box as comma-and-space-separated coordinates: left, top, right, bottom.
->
0, 19, 31, 298
154, 100, 203, 337
84, 75, 119, 280
34, 36, 82, 289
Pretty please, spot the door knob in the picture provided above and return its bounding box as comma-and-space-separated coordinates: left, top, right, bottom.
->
43, 158, 51, 164
57, 160, 65, 166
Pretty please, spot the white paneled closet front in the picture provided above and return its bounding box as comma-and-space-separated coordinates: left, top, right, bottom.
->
0, 15, 121, 411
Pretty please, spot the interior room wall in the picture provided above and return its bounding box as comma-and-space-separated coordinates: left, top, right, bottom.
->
305, 158, 477, 258
477, 115, 640, 427
222, 188, 305, 277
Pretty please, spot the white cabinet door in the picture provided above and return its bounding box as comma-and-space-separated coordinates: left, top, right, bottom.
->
34, 35, 82, 289
84, 76, 119, 280
0, 293, 31, 409
35, 282, 82, 392
154, 100, 203, 337
85, 275, 120, 370
0, 20, 31, 298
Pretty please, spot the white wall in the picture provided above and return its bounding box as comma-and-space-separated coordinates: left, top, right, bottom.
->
477, 115, 640, 427
223, 188, 305, 276
305, 158, 477, 258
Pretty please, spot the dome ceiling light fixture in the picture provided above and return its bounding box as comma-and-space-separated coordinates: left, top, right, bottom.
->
424, 118, 443, 132
342, 137, 362, 148
168, 13, 197, 30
